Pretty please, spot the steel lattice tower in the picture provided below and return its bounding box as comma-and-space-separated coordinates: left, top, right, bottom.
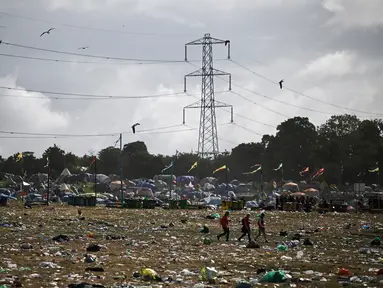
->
183, 33, 233, 159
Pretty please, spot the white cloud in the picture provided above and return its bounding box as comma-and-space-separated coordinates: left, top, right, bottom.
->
0, 74, 69, 154
298, 51, 366, 79
322, 0, 383, 28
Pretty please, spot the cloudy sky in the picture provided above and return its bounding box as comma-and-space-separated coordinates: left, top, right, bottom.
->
0, 0, 382, 158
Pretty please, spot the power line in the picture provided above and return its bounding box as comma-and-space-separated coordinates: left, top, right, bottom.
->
230, 60, 383, 117
0, 40, 193, 63
0, 124, 192, 138
0, 89, 227, 101
216, 76, 381, 118
229, 89, 290, 118
0, 52, 204, 65
0, 128, 196, 139
0, 85, 189, 99
187, 92, 277, 128
0, 123, 231, 139
218, 137, 240, 146
0, 12, 196, 37
232, 123, 263, 137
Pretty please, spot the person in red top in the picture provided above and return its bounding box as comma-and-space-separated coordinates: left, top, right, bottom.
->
217, 211, 230, 241
238, 213, 251, 242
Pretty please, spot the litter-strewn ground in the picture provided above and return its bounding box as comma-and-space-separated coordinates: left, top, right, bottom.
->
1, 203, 383, 288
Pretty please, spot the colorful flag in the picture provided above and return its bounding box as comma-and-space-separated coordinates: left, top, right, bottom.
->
213, 165, 227, 174
369, 167, 379, 173
89, 157, 96, 167
16, 152, 23, 162
273, 163, 283, 171
312, 168, 324, 180
243, 166, 262, 175
113, 137, 120, 147
162, 160, 173, 173
299, 167, 309, 176
188, 161, 198, 173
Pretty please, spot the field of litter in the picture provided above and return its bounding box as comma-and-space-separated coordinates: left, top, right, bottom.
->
1, 204, 383, 287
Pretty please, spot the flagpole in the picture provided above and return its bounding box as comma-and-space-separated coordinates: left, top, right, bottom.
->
94, 157, 97, 201
281, 164, 284, 181
260, 168, 264, 200
46, 166, 50, 205
20, 156, 24, 195
119, 133, 123, 206
170, 161, 173, 201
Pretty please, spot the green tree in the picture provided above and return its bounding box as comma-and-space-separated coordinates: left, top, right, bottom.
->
98, 147, 120, 175
42, 145, 65, 178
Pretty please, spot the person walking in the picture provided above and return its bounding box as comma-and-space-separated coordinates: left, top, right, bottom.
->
217, 211, 230, 241
254, 210, 268, 242
238, 213, 251, 242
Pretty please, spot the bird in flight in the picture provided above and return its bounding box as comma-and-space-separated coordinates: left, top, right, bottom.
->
131, 123, 140, 134
40, 28, 55, 37
279, 79, 284, 89
78, 46, 89, 50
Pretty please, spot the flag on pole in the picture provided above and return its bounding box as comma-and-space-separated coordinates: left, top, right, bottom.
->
113, 137, 120, 147
369, 167, 379, 173
16, 152, 23, 162
312, 168, 324, 179
89, 157, 96, 167
44, 157, 49, 168
243, 165, 262, 175
299, 167, 309, 176
162, 160, 173, 173
188, 161, 198, 173
213, 165, 227, 174
273, 163, 283, 171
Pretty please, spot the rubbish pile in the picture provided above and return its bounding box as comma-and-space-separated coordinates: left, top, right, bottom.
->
0, 204, 383, 287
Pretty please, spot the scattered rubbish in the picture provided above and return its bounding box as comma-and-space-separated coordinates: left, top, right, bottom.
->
20, 243, 32, 250
52, 234, 70, 242
338, 268, 351, 276
303, 238, 313, 246
201, 266, 218, 282
262, 270, 287, 283
371, 236, 381, 246
85, 267, 104, 272
139, 268, 162, 281
277, 244, 288, 251
246, 240, 260, 249
200, 225, 210, 233
86, 244, 101, 252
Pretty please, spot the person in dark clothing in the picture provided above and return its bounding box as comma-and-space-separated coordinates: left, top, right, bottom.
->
238, 213, 251, 242
217, 211, 230, 241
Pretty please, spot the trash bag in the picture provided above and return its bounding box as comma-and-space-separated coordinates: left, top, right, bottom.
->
371, 237, 381, 246
277, 244, 288, 251
140, 268, 161, 281
200, 225, 210, 233
201, 266, 217, 281
261, 270, 286, 283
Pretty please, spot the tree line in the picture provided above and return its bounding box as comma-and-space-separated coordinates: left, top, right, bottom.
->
0, 114, 382, 186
